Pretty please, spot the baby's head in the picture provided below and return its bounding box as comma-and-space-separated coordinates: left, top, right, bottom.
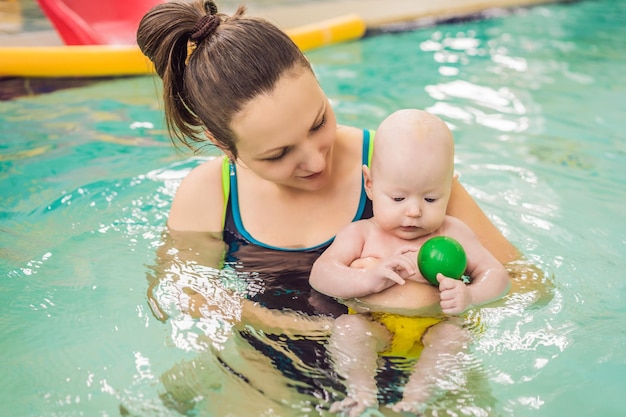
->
365, 109, 455, 239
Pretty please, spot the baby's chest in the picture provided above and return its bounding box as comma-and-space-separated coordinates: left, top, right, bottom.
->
360, 232, 410, 259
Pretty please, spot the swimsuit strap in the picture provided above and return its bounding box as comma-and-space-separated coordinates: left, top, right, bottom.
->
221, 156, 231, 228
352, 129, 373, 222
221, 129, 374, 245
367, 129, 375, 166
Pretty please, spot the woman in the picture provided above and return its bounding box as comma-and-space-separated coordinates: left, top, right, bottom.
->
137, 0, 518, 298
137, 1, 519, 412
137, 1, 522, 413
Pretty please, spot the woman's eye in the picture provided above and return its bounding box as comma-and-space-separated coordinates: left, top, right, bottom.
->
310, 115, 327, 133
265, 148, 289, 161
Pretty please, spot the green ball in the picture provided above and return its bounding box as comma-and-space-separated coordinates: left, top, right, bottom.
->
418, 236, 467, 285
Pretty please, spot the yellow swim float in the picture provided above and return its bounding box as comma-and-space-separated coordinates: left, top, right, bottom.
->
0, 14, 366, 78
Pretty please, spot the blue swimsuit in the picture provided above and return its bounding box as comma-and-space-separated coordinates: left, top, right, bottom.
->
214, 130, 379, 398
222, 129, 374, 254
219, 129, 374, 315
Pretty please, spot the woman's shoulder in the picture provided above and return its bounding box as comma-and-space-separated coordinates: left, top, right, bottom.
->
167, 156, 226, 232
335, 125, 373, 162
337, 125, 369, 140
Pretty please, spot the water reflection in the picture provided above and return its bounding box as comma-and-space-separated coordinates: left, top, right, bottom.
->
141, 225, 555, 416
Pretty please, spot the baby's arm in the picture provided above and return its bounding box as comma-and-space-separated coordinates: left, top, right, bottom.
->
437, 217, 511, 315
310, 222, 416, 298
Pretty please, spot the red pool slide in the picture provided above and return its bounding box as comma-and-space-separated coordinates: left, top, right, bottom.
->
36, 0, 166, 45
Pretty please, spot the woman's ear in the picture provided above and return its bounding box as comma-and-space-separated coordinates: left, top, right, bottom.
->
206, 131, 235, 160
363, 164, 374, 200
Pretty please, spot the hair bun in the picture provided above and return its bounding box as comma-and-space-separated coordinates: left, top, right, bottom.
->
204, 0, 218, 15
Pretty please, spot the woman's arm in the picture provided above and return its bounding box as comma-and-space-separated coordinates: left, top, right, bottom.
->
447, 181, 554, 309
237, 301, 333, 337
447, 179, 520, 263
347, 280, 442, 317
147, 228, 333, 337
167, 157, 225, 232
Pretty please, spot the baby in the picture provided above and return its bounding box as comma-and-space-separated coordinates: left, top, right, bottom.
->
310, 109, 511, 416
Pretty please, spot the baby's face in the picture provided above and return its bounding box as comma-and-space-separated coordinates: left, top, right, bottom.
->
367, 146, 452, 241
367, 109, 456, 240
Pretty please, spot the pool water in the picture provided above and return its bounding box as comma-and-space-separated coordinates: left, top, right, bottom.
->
1, 0, 625, 416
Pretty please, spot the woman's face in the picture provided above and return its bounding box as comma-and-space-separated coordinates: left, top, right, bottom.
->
230, 68, 338, 191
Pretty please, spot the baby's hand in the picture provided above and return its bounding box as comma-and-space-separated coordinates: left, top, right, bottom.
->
394, 245, 431, 284
437, 274, 472, 315
370, 250, 418, 287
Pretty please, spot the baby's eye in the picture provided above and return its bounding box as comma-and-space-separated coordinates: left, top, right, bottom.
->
392, 197, 405, 202
425, 197, 437, 203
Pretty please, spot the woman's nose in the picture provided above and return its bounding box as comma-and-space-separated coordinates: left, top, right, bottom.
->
299, 142, 326, 172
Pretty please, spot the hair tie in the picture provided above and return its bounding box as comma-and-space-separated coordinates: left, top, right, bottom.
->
191, 14, 220, 42
185, 2, 221, 66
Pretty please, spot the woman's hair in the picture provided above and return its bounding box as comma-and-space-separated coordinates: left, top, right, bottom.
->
137, 0, 312, 157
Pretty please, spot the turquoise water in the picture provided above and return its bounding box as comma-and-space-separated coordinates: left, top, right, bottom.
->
1, 0, 625, 416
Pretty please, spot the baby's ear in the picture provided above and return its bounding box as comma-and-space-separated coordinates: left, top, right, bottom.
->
362, 165, 373, 199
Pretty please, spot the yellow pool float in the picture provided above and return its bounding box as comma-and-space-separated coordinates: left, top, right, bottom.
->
0, 14, 366, 78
